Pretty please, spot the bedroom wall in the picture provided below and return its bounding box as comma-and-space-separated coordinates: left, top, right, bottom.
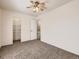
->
38, 0, 79, 55
1, 9, 34, 46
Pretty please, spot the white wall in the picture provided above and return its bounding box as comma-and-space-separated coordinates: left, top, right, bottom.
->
38, 0, 79, 55
0, 8, 2, 47
1, 9, 34, 46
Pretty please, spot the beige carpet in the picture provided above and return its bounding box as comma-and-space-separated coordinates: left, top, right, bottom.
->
0, 40, 79, 59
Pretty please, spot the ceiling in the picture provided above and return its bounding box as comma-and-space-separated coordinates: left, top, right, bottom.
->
0, 0, 72, 16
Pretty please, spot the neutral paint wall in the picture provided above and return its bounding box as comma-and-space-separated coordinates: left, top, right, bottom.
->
1, 9, 34, 46
38, 0, 79, 55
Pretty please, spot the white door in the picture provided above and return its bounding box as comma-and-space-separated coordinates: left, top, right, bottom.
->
21, 17, 31, 42
31, 19, 37, 40
1, 14, 13, 46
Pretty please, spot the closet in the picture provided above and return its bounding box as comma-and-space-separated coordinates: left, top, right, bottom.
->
13, 18, 21, 42
0, 9, 38, 47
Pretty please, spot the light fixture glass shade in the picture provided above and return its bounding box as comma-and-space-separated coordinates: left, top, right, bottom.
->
33, 7, 39, 12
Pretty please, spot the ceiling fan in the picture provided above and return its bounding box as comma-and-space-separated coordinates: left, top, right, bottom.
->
27, 0, 47, 12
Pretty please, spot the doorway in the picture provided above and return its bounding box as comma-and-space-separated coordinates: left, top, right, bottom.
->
13, 18, 21, 42
37, 19, 41, 40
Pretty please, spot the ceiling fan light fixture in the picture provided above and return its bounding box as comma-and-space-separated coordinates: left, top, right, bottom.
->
33, 7, 39, 12
27, 0, 47, 13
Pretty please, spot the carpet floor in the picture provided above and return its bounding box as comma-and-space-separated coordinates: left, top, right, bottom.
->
0, 40, 79, 59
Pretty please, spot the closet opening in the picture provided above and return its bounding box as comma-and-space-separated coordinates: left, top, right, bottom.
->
37, 20, 41, 40
13, 18, 21, 43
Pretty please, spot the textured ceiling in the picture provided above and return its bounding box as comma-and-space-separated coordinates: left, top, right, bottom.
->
0, 0, 72, 16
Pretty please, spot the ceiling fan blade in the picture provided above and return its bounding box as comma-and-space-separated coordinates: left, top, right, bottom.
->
30, 1, 34, 3
27, 7, 31, 8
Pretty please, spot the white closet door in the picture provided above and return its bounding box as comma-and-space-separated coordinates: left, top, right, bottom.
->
21, 17, 31, 42
31, 19, 37, 40
1, 11, 13, 46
